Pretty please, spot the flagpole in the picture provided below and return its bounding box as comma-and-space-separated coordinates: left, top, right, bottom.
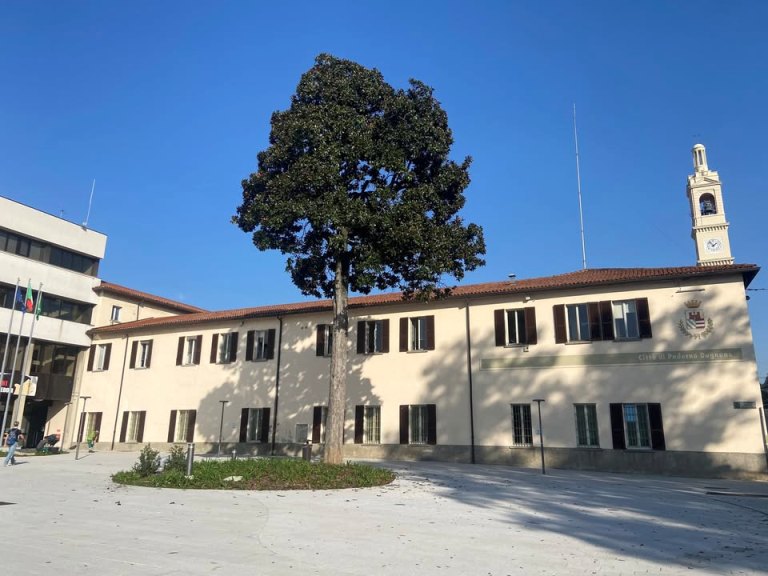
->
0, 279, 20, 436
13, 283, 43, 425
1, 279, 29, 440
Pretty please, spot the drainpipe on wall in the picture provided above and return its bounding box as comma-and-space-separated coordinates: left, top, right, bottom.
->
109, 333, 130, 450
270, 316, 284, 456
464, 301, 476, 464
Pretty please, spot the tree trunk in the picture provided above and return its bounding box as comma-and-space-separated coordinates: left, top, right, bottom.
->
325, 254, 349, 464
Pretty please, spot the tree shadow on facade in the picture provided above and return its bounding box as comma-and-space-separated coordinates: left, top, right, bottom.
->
194, 323, 377, 456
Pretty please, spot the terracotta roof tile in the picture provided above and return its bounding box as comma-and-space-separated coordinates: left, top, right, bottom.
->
94, 281, 206, 314
89, 264, 758, 336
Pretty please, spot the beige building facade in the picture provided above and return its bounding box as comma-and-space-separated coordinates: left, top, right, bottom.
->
77, 264, 765, 478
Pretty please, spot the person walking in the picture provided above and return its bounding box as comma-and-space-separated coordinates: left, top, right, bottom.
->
3, 421, 24, 467
86, 429, 98, 452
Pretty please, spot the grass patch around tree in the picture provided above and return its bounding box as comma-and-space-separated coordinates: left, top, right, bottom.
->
112, 445, 395, 490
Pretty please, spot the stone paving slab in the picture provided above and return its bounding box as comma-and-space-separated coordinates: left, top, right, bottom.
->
1, 451, 767, 575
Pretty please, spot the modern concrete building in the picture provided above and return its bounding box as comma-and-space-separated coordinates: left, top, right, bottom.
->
0, 196, 106, 447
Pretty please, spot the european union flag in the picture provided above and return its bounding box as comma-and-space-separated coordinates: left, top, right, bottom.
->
15, 288, 24, 311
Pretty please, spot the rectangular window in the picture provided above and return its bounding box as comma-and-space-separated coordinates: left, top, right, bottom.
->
411, 317, 428, 350
184, 337, 197, 365
111, 305, 121, 322
610, 403, 665, 450
566, 304, 590, 342
246, 329, 275, 362
507, 310, 527, 344
409, 405, 429, 444
312, 406, 328, 443
364, 406, 381, 444
357, 320, 389, 354
253, 330, 269, 360
219, 333, 232, 363
613, 300, 639, 339
138, 341, 152, 369
240, 407, 270, 443
125, 411, 143, 442
623, 404, 651, 449
511, 404, 533, 446
215, 332, 238, 364
354, 405, 381, 444
574, 404, 599, 447
78, 411, 102, 442
94, 344, 111, 371
399, 316, 435, 352
494, 308, 539, 346
366, 321, 384, 354
316, 325, 333, 357
399, 404, 437, 445
172, 410, 195, 443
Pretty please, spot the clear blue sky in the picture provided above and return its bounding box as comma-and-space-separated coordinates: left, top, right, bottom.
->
1, 1, 766, 379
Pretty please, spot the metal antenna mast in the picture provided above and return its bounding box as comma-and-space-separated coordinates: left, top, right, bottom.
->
573, 104, 587, 270
83, 179, 96, 228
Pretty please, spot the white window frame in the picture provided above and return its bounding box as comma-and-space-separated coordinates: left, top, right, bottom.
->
505, 309, 527, 345
364, 320, 384, 354
574, 403, 599, 447
184, 337, 197, 366
623, 403, 651, 449
363, 406, 381, 444
410, 317, 428, 351
126, 411, 142, 442
252, 330, 269, 361
612, 300, 640, 340
511, 404, 533, 446
566, 303, 590, 342
409, 405, 429, 445
174, 410, 193, 443
137, 340, 151, 369
95, 344, 109, 371
246, 408, 267, 442
110, 305, 121, 322
218, 332, 234, 364
320, 325, 333, 357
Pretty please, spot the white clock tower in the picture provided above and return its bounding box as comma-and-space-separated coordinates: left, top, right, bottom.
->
687, 143, 734, 266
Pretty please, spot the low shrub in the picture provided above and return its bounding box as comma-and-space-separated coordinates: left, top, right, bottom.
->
164, 444, 188, 473
132, 444, 161, 477
113, 457, 395, 490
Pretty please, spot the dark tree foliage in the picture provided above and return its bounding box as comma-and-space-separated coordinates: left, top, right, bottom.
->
234, 53, 485, 299
234, 54, 485, 463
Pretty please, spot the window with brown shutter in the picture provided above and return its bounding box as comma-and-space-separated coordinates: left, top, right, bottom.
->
496, 309, 537, 346
357, 319, 389, 354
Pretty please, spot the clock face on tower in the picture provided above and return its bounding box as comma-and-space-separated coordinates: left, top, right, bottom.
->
705, 238, 723, 253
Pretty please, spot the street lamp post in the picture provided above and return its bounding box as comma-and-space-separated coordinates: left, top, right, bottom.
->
217, 400, 229, 457
532, 398, 546, 475
75, 395, 91, 461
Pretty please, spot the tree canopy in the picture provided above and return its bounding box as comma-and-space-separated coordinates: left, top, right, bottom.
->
234, 53, 485, 300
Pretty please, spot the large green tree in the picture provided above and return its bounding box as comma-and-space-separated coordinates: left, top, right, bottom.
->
234, 54, 485, 464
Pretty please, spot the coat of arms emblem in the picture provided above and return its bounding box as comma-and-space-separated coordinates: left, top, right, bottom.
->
678, 299, 714, 339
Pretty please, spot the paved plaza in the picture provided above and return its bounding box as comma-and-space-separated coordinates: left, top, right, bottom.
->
1, 450, 767, 575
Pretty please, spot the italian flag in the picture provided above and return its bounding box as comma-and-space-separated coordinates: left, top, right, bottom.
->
25, 282, 34, 313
